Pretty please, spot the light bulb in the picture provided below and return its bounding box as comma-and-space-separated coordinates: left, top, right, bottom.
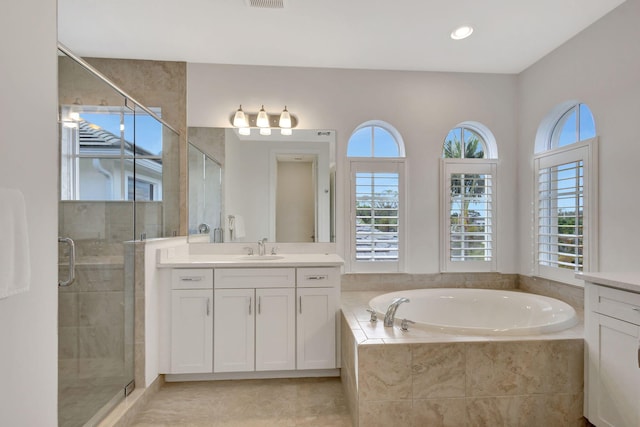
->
233, 105, 248, 128
279, 106, 291, 128
259, 127, 271, 136
256, 105, 269, 128
451, 25, 473, 40
239, 127, 251, 136
280, 128, 292, 136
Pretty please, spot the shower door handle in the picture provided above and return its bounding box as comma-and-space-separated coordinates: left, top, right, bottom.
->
58, 237, 76, 287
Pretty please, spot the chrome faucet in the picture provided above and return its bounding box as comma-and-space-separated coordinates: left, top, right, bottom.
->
384, 297, 410, 327
257, 238, 268, 256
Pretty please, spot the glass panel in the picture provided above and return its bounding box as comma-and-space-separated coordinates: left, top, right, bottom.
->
463, 129, 485, 158
443, 128, 462, 158
537, 161, 584, 271
373, 126, 399, 157
58, 49, 139, 427
579, 103, 596, 140
355, 172, 399, 261
551, 106, 577, 148
347, 127, 372, 157
188, 143, 223, 240
449, 173, 492, 261
78, 157, 126, 200
134, 105, 164, 156
130, 157, 163, 201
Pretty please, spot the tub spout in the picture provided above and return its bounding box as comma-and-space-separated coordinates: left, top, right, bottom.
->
384, 297, 410, 327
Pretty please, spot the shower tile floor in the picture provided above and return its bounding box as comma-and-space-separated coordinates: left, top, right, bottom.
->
129, 377, 352, 427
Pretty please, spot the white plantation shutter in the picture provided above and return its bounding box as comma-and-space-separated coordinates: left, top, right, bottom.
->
534, 139, 598, 285
441, 159, 497, 272
350, 160, 404, 272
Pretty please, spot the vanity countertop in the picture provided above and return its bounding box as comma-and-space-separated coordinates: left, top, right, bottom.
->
157, 252, 344, 268
579, 272, 640, 293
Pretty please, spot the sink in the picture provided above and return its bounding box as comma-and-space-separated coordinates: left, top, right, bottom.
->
239, 255, 284, 261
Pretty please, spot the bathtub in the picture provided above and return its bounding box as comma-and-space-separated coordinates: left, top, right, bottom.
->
368, 288, 578, 335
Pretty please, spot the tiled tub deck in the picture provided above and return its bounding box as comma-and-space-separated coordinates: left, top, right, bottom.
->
340, 291, 585, 427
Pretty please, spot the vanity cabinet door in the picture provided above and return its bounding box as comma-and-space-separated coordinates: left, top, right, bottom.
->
214, 288, 255, 373
587, 313, 640, 427
170, 289, 213, 374
255, 288, 296, 371
296, 287, 338, 370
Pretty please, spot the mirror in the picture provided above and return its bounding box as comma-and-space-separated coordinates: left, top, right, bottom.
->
188, 127, 336, 243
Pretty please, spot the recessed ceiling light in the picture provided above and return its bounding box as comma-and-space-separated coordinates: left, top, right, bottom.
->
451, 25, 474, 40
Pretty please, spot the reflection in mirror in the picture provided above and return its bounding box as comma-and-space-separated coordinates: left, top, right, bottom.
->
187, 127, 336, 243
188, 143, 223, 241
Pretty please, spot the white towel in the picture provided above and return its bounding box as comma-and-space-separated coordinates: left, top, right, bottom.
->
234, 215, 246, 239
0, 188, 31, 299
228, 214, 246, 240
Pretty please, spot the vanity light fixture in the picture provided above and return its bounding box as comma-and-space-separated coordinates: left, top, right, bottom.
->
451, 25, 474, 40
229, 104, 298, 136
279, 106, 291, 128
233, 105, 248, 128
256, 105, 269, 128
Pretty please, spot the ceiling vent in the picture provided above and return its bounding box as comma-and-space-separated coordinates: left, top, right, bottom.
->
246, 0, 284, 8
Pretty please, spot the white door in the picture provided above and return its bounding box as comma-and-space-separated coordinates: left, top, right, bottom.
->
296, 287, 337, 370
589, 314, 640, 427
214, 288, 255, 372
255, 288, 296, 371
170, 289, 213, 373
276, 159, 315, 242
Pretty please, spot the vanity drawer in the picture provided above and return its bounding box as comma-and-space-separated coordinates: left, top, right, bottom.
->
171, 268, 213, 290
214, 268, 295, 289
296, 267, 340, 288
591, 285, 640, 325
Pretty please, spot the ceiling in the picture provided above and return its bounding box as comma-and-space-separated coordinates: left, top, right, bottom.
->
58, 0, 626, 74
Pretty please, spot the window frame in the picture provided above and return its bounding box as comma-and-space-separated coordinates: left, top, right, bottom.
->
348, 158, 405, 273
533, 138, 598, 286
346, 120, 406, 273
440, 158, 498, 272
440, 121, 498, 272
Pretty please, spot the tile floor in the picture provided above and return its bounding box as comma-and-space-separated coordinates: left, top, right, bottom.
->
129, 377, 352, 427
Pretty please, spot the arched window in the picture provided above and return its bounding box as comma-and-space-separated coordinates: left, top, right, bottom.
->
440, 122, 498, 272
534, 102, 598, 286
550, 103, 596, 148
347, 122, 405, 158
347, 121, 405, 273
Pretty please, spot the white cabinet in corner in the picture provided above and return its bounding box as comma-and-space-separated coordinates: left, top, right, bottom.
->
214, 268, 296, 373
585, 283, 640, 427
296, 267, 339, 370
170, 269, 213, 374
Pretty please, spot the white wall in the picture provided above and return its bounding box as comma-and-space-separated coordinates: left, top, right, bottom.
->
0, 1, 58, 425
517, 0, 640, 275
188, 64, 519, 273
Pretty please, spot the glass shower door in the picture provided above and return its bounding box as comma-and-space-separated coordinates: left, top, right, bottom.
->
57, 50, 137, 427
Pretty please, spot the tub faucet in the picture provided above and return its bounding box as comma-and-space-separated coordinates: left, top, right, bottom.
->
384, 297, 410, 327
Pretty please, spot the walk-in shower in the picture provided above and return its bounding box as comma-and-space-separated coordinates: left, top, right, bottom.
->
57, 43, 179, 427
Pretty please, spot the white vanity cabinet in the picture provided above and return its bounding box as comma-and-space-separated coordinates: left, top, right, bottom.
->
296, 268, 339, 369
213, 268, 296, 373
170, 269, 213, 374
585, 282, 640, 427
